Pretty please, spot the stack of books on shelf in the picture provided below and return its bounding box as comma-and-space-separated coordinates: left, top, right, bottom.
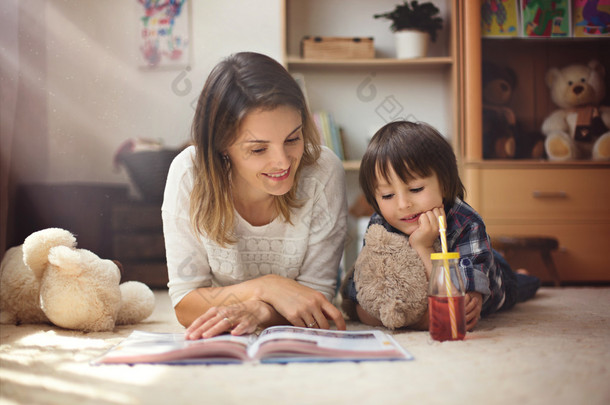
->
312, 111, 346, 161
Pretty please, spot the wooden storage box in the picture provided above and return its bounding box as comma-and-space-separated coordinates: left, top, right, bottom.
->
301, 36, 374, 59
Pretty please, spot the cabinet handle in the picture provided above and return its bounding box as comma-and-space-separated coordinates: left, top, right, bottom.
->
532, 191, 567, 199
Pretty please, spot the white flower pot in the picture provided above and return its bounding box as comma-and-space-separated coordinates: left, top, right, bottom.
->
394, 30, 429, 59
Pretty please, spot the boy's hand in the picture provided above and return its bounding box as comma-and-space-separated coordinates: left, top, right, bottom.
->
465, 292, 483, 331
408, 206, 444, 251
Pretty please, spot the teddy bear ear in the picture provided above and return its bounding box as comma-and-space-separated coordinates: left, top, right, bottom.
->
545, 68, 561, 89
588, 59, 604, 77
48, 246, 83, 277
23, 228, 77, 279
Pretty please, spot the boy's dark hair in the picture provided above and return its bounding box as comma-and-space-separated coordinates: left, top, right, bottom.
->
359, 121, 465, 215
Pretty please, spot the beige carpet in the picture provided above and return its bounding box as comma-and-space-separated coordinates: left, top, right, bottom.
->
1, 287, 609, 405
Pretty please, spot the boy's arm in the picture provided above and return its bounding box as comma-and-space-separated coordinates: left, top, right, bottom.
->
465, 291, 483, 331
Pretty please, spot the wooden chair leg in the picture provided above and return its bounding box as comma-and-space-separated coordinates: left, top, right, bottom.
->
540, 250, 561, 287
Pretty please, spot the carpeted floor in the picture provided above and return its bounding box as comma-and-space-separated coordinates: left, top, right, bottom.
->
1, 287, 609, 405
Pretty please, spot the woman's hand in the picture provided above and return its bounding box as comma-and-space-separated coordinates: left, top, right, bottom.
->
465, 291, 483, 331
259, 275, 346, 331
185, 299, 274, 339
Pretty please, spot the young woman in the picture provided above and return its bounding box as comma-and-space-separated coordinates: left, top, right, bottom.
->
162, 52, 347, 339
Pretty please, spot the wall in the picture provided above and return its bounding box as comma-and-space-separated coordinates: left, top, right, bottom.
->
11, 0, 283, 185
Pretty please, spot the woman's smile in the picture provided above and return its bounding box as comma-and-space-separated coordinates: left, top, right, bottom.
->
263, 167, 290, 180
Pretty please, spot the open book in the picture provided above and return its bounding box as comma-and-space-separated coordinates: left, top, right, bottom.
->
94, 326, 413, 365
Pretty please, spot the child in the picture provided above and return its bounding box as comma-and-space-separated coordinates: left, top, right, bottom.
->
342, 121, 540, 331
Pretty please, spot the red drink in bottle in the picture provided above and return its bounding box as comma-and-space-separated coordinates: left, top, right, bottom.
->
428, 295, 466, 341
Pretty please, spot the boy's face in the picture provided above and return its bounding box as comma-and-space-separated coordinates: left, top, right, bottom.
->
374, 165, 444, 236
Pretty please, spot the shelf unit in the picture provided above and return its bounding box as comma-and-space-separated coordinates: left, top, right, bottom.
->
286, 56, 454, 67
283, 0, 458, 172
459, 3, 610, 283
283, 0, 458, 271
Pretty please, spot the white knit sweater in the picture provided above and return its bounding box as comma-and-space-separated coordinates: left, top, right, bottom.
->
162, 146, 347, 307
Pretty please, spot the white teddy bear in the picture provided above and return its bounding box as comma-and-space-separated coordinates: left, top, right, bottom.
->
541, 59, 610, 161
0, 228, 155, 332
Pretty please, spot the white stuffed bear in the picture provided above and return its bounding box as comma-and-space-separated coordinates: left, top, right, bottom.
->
0, 228, 155, 332
541, 59, 610, 161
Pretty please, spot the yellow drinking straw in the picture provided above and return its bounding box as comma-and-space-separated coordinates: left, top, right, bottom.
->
438, 216, 458, 339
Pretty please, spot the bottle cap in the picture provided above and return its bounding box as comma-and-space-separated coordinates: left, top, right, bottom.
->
430, 252, 460, 260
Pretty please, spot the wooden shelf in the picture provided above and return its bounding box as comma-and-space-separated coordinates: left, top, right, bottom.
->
342, 160, 361, 171
464, 160, 610, 169
286, 55, 453, 68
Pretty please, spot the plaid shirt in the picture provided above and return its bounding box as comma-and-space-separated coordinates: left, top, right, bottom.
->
350, 198, 508, 315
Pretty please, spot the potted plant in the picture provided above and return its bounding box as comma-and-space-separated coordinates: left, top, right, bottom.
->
374, 1, 443, 59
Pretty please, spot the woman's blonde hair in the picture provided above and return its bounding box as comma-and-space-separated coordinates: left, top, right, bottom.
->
190, 52, 321, 246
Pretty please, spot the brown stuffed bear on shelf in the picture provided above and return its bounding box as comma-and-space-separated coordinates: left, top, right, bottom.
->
482, 61, 545, 160
482, 61, 519, 159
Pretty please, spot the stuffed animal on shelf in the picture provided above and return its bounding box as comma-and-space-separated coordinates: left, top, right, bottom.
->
0, 228, 155, 332
341, 224, 440, 330
542, 59, 610, 161
482, 61, 519, 159
482, 61, 545, 159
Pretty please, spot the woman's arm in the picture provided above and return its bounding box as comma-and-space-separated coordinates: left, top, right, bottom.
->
181, 274, 346, 339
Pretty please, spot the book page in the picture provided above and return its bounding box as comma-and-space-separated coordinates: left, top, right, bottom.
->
247, 326, 412, 363
95, 331, 255, 365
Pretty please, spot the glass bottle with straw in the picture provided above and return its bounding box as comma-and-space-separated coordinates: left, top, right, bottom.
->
428, 216, 466, 341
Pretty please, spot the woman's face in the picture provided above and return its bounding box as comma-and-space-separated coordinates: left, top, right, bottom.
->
226, 105, 304, 200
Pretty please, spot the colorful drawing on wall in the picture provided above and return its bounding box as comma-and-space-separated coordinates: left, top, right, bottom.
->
137, 0, 190, 69
481, 0, 520, 37
521, 0, 571, 37
573, 0, 610, 36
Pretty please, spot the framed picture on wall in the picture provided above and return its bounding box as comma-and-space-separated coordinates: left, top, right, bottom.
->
481, 0, 521, 37
137, 0, 191, 69
573, 0, 610, 37
521, 0, 572, 37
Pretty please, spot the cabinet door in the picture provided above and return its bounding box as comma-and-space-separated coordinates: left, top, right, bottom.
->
478, 168, 610, 221
488, 223, 610, 283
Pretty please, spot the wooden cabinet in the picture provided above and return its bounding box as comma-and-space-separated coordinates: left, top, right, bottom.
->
111, 202, 168, 288
459, 4, 610, 283
11, 183, 128, 259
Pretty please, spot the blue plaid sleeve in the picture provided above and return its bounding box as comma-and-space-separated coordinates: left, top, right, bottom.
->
446, 199, 505, 313
453, 222, 492, 297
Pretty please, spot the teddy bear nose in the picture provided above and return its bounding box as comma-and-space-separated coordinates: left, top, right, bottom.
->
573, 85, 584, 95
500, 83, 509, 92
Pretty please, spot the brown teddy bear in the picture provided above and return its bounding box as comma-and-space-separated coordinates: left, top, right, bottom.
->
482, 61, 519, 159
542, 59, 610, 161
482, 61, 545, 159
341, 224, 440, 330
